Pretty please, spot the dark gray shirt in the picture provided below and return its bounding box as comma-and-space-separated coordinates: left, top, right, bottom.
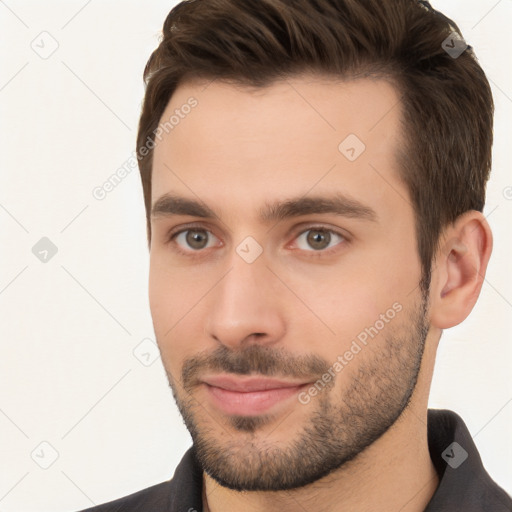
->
77, 409, 512, 511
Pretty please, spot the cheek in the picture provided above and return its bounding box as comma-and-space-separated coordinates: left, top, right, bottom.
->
148, 252, 193, 322
148, 258, 209, 370
298, 260, 415, 355
148, 259, 170, 328
148, 259, 181, 361
299, 264, 391, 321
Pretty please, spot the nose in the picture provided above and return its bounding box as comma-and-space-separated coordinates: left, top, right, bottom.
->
204, 253, 287, 350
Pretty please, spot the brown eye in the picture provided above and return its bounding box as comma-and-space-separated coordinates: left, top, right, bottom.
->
306, 229, 332, 250
174, 229, 216, 251
185, 230, 209, 249
295, 227, 345, 252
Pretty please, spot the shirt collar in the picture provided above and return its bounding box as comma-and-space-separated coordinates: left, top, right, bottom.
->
166, 409, 512, 511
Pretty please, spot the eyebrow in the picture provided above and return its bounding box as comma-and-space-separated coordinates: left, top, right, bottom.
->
151, 192, 378, 224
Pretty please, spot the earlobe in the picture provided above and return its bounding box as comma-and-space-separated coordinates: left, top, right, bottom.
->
429, 212, 493, 329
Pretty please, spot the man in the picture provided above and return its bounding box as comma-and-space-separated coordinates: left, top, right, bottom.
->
79, 0, 512, 510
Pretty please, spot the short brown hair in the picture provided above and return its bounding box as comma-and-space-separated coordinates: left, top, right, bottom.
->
136, 0, 494, 293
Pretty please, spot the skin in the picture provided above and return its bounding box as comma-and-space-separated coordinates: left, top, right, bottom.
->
148, 75, 492, 512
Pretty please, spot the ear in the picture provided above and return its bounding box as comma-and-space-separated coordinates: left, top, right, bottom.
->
429, 211, 493, 329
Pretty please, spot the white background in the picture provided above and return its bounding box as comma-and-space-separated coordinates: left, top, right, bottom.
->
0, 1, 510, 510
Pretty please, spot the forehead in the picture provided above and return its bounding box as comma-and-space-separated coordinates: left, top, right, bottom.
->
151, 75, 408, 221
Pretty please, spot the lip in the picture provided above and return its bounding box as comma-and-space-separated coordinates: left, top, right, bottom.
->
202, 375, 309, 392
200, 375, 311, 416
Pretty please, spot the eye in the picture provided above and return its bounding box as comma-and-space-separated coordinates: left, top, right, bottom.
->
293, 227, 346, 252
172, 228, 220, 252
166, 224, 347, 257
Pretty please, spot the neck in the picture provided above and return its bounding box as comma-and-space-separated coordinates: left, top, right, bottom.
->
202, 400, 439, 512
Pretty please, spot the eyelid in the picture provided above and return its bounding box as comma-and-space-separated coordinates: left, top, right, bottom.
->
165, 222, 350, 255
166, 221, 222, 241
166, 222, 223, 255
288, 222, 351, 240
286, 224, 349, 254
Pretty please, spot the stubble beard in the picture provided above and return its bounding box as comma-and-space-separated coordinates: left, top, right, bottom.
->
165, 295, 430, 491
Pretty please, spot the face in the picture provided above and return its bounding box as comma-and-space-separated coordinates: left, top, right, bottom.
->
149, 76, 429, 491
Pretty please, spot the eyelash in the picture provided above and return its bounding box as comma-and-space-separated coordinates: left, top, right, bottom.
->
165, 223, 349, 259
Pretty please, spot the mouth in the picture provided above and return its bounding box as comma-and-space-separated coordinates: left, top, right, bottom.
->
200, 374, 312, 416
